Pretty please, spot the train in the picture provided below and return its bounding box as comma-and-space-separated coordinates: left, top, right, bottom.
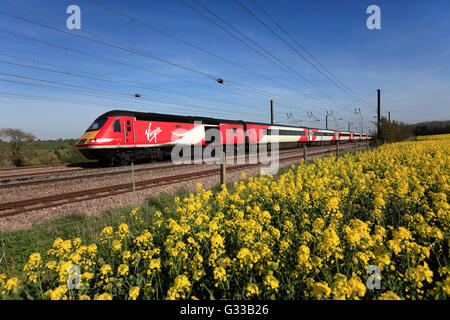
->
75, 110, 373, 165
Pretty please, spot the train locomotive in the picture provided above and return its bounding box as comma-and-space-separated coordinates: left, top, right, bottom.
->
75, 110, 372, 165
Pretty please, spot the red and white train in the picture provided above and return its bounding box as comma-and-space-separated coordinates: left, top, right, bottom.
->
75, 110, 372, 165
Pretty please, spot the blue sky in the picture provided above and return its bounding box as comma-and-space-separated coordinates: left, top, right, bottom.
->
0, 0, 449, 139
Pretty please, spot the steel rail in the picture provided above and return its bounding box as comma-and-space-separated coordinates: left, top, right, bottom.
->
0, 142, 369, 218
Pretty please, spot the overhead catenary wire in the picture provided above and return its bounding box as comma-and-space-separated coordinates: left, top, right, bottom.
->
0, 72, 279, 121
0, 58, 275, 114
1, 75, 371, 132
9, 0, 294, 100
330, 90, 378, 110
0, 32, 324, 122
88, 0, 315, 103
248, 0, 372, 106
0, 42, 320, 119
0, 30, 319, 119
0, 90, 259, 121
2, 72, 364, 131
89, 0, 331, 111
1, 2, 324, 113
178, 0, 375, 123
0, 77, 274, 123
0, 2, 375, 129
0, 10, 218, 80
234, 0, 373, 107
1, 90, 368, 134
179, 0, 340, 107
0, 29, 291, 107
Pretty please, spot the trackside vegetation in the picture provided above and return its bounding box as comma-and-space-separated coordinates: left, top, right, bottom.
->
0, 135, 448, 300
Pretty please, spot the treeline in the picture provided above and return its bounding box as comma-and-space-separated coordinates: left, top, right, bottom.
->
377, 118, 450, 143
378, 117, 414, 143
0, 128, 89, 167
412, 120, 450, 136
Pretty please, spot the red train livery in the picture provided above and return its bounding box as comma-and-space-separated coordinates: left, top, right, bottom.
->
75, 110, 372, 165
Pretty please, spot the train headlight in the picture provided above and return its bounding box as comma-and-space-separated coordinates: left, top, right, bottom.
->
90, 138, 113, 143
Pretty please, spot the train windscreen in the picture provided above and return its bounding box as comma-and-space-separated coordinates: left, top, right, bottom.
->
86, 118, 107, 131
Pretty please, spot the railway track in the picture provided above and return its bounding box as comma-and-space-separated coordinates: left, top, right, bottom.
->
0, 163, 70, 173
0, 167, 86, 181
0, 162, 190, 189
0, 143, 354, 188
0, 142, 369, 218
0, 158, 181, 181
0, 147, 301, 182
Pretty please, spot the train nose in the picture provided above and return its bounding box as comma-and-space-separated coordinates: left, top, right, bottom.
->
75, 130, 99, 146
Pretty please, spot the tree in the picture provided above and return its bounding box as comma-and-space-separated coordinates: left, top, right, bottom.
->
412, 120, 450, 136
377, 117, 413, 143
0, 128, 36, 166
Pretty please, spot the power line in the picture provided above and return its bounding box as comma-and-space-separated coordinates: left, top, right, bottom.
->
0, 32, 320, 121
0, 7, 319, 114
1, 2, 376, 127
0, 9, 217, 79
3, 0, 321, 110
248, 0, 368, 103
184, 0, 339, 106
8, 0, 363, 118
179, 0, 340, 107
0, 58, 274, 114
180, 0, 376, 123
4, 0, 131, 50
0, 72, 271, 118
0, 89, 259, 121
88, 0, 310, 101
332, 90, 378, 113
234, 0, 369, 105
0, 29, 282, 107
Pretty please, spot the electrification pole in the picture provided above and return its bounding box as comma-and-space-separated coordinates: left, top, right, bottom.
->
270, 100, 274, 125
377, 89, 381, 138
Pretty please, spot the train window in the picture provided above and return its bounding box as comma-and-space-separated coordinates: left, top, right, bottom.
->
282, 130, 306, 136
127, 120, 131, 126
113, 119, 121, 132
315, 132, 334, 136
87, 118, 107, 131
232, 128, 237, 134
127, 126, 131, 132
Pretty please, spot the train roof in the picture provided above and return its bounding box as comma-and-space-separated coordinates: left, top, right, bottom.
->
96, 110, 237, 125
95, 110, 367, 134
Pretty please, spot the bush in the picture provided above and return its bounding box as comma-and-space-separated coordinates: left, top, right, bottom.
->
1, 136, 449, 300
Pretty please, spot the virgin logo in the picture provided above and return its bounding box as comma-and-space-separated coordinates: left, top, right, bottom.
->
145, 123, 162, 143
